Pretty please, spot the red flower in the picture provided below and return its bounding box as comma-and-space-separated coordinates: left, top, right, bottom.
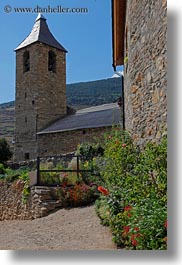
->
131, 233, 140, 242
115, 140, 120, 144
98, 186, 109, 196
127, 213, 132, 217
122, 143, 127, 148
124, 205, 132, 211
164, 220, 168, 229
131, 239, 138, 246
123, 226, 130, 233
134, 227, 139, 231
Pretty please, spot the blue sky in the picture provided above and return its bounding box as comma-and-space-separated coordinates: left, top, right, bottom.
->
0, 0, 123, 104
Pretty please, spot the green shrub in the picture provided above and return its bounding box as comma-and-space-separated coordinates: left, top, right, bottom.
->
18, 172, 30, 204
0, 138, 12, 164
76, 142, 104, 159
96, 128, 167, 250
101, 129, 138, 187
4, 167, 28, 183
56, 183, 98, 207
81, 158, 104, 187
1, 166, 30, 204
0, 163, 6, 174
95, 197, 110, 226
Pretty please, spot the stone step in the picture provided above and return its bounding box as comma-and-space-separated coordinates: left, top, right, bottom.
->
33, 188, 52, 196
41, 200, 62, 211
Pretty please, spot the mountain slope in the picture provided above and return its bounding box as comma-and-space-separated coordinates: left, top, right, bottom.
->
0, 77, 122, 144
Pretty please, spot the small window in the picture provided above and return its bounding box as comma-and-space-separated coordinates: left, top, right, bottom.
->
24, 153, 30, 160
23, 51, 30, 72
25, 117, 27, 123
32, 100, 35, 105
48, 51, 56, 73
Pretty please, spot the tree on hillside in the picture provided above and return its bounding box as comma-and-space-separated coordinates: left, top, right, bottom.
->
0, 138, 12, 164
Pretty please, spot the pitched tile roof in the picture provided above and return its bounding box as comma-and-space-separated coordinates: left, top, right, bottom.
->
37, 103, 121, 134
15, 14, 67, 52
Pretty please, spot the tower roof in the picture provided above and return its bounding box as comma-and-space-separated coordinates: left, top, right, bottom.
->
15, 14, 67, 52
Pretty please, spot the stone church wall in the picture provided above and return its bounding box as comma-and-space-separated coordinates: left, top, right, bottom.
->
37, 127, 111, 157
124, 0, 167, 145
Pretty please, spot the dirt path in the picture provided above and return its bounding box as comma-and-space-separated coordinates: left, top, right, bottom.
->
0, 205, 116, 250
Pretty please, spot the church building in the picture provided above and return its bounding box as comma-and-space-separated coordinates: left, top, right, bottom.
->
14, 14, 121, 162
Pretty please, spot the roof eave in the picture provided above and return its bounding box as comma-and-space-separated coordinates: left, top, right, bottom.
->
14, 41, 68, 53
112, 0, 126, 69
37, 124, 120, 135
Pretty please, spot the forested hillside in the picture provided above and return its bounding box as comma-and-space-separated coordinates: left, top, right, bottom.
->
66, 77, 122, 109
0, 77, 122, 145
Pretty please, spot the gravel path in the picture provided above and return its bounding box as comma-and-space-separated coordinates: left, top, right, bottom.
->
0, 205, 116, 250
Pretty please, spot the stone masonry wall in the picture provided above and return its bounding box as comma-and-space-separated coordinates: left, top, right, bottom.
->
0, 182, 62, 221
124, 0, 167, 145
37, 127, 111, 157
15, 42, 66, 162
0, 181, 33, 221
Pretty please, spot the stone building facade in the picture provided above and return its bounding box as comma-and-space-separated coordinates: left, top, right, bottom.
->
112, 0, 167, 145
37, 127, 109, 156
14, 14, 67, 161
14, 14, 121, 162
37, 103, 121, 156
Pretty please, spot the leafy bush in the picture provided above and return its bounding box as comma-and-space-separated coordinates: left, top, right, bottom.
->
56, 183, 98, 207
0, 166, 30, 203
0, 163, 6, 175
95, 128, 167, 250
81, 158, 104, 187
95, 197, 110, 226
0, 138, 12, 164
76, 142, 104, 159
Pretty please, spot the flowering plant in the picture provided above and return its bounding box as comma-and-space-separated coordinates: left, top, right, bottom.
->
98, 186, 109, 196
96, 128, 167, 249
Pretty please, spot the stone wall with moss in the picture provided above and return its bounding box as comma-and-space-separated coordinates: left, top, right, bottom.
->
124, 0, 167, 145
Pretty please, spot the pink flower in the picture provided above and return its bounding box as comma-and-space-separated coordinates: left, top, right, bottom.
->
164, 220, 168, 229
122, 143, 127, 148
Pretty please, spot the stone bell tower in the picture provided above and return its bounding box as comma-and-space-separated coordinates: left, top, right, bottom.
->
14, 14, 67, 161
